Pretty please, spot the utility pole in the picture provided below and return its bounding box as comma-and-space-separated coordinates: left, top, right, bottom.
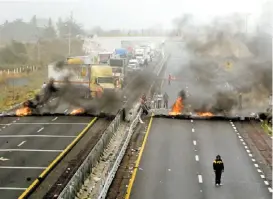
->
245, 13, 251, 33
68, 11, 73, 56
37, 37, 40, 63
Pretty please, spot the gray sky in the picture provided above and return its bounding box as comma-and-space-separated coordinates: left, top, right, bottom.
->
0, 0, 267, 30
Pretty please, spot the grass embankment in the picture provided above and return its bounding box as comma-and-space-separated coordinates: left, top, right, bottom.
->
0, 68, 47, 112
261, 121, 272, 136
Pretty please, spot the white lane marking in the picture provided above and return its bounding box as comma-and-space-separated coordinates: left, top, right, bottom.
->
2, 126, 6, 129
238, 135, 242, 139
193, 140, 197, 145
252, 159, 256, 162
195, 155, 199, 161
240, 138, 244, 142
192, 128, 195, 133
0, 149, 63, 152
0, 157, 9, 161
254, 164, 259, 167
257, 169, 262, 173
0, 135, 76, 138
0, 166, 46, 169
260, 175, 265, 179
246, 150, 250, 153
244, 146, 248, 149
249, 154, 253, 157
191, 120, 193, 123
264, 181, 269, 185
10, 123, 88, 125
234, 129, 238, 132
0, 187, 27, 190
198, 175, 203, 183
268, 188, 273, 192
64, 109, 68, 113
231, 124, 235, 127
12, 120, 16, 123
52, 117, 58, 121
242, 142, 246, 145
17, 141, 26, 147
37, 127, 44, 133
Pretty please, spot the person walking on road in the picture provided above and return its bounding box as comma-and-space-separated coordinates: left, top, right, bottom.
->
168, 74, 171, 85
213, 155, 224, 186
163, 92, 169, 108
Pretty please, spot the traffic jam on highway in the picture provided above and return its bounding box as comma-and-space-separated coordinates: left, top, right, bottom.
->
0, 39, 165, 199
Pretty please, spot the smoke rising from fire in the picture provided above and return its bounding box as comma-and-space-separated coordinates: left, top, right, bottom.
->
173, 13, 272, 115
36, 62, 156, 115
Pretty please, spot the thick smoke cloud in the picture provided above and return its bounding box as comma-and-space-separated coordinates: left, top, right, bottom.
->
174, 13, 272, 115
34, 61, 157, 115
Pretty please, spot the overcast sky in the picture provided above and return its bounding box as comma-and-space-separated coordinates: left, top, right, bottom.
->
0, 0, 268, 30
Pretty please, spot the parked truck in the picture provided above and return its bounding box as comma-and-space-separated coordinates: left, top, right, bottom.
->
109, 58, 127, 88
98, 51, 113, 64
134, 48, 148, 67
48, 57, 115, 98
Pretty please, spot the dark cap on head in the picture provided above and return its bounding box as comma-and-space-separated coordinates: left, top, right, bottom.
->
216, 155, 221, 159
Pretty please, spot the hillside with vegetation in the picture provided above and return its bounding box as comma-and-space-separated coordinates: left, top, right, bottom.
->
0, 15, 85, 69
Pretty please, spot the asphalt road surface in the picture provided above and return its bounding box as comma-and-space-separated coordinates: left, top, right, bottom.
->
130, 118, 271, 199
0, 115, 94, 199
129, 41, 271, 199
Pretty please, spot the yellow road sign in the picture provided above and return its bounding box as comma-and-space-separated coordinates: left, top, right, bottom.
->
225, 61, 233, 70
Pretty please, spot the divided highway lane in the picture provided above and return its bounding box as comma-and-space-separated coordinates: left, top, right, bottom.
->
0, 115, 94, 199
130, 118, 202, 199
193, 120, 272, 199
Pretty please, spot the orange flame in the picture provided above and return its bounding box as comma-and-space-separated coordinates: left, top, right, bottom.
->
70, 108, 85, 115
196, 112, 214, 117
169, 97, 184, 115
16, 107, 32, 116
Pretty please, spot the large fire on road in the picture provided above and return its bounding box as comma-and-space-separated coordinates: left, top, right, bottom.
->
169, 97, 184, 115
168, 92, 214, 117
70, 108, 85, 115
16, 107, 32, 116
196, 112, 214, 117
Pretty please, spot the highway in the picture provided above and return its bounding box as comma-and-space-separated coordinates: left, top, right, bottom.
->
127, 41, 272, 199
0, 53, 163, 198
0, 113, 94, 199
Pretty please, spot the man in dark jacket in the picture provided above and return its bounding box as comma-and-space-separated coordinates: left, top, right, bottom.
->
163, 92, 169, 108
213, 155, 224, 186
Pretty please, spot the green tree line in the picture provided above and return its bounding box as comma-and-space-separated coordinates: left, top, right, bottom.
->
0, 15, 85, 68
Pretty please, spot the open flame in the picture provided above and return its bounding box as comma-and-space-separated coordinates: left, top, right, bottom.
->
70, 108, 85, 115
16, 107, 32, 116
196, 112, 214, 117
169, 97, 184, 115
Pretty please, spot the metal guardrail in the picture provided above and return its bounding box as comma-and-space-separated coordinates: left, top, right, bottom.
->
97, 108, 143, 199
57, 113, 122, 199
